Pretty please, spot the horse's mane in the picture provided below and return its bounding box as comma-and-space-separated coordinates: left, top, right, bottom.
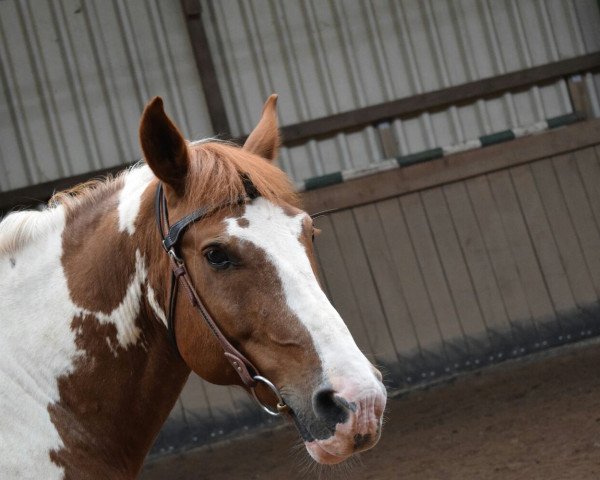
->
0, 141, 298, 256
0, 174, 126, 256
0, 207, 66, 256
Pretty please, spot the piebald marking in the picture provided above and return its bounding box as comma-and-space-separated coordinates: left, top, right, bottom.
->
118, 164, 155, 235
0, 207, 77, 479
79, 250, 147, 349
0, 167, 157, 478
147, 284, 168, 327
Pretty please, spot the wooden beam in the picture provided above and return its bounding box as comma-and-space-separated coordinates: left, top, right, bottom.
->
180, 0, 230, 135
301, 118, 600, 214
6, 119, 597, 217
281, 52, 600, 146
3, 119, 599, 216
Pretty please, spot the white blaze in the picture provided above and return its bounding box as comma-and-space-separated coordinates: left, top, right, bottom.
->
225, 198, 375, 384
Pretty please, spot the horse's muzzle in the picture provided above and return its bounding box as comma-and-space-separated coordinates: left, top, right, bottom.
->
304, 379, 387, 464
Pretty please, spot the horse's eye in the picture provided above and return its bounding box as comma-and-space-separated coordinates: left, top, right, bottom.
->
204, 247, 231, 269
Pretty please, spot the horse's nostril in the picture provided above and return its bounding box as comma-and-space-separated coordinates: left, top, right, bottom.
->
312, 388, 351, 427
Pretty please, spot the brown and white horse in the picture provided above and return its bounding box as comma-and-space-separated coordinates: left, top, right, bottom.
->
0, 95, 386, 479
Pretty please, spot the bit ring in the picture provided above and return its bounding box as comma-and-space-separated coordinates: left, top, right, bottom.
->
251, 375, 289, 417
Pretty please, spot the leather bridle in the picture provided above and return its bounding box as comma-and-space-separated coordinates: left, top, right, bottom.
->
154, 177, 289, 417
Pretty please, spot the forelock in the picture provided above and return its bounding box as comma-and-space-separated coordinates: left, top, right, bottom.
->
185, 142, 299, 210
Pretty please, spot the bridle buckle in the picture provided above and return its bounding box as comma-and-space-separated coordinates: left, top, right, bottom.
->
167, 247, 184, 266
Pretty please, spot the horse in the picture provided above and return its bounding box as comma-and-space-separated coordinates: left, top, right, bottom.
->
0, 94, 387, 479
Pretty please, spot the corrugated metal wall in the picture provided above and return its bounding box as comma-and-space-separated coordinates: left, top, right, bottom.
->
0, 0, 212, 193
2, 1, 599, 190
203, 0, 600, 182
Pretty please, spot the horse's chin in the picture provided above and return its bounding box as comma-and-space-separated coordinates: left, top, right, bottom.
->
304, 441, 351, 465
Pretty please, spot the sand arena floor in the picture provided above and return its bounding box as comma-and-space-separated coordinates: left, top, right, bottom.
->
141, 340, 600, 479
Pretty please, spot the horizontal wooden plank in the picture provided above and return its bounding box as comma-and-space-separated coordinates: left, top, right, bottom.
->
301, 118, 600, 214
2, 118, 599, 217
280, 52, 600, 145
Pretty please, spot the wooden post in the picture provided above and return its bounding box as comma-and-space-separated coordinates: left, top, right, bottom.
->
567, 74, 594, 120
376, 122, 400, 159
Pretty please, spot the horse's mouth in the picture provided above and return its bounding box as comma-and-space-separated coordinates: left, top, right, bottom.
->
283, 410, 348, 464
283, 391, 384, 464
304, 440, 351, 465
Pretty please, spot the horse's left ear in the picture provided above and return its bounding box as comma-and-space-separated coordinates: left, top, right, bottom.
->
243, 94, 280, 162
139, 96, 189, 195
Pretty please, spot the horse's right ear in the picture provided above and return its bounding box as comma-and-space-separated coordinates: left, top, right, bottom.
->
244, 94, 280, 162
139, 97, 189, 195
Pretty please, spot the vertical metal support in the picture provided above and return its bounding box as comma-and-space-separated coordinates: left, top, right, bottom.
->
180, 0, 231, 136
376, 122, 400, 159
567, 74, 593, 120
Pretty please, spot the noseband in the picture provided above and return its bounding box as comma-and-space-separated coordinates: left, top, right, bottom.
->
154, 177, 288, 417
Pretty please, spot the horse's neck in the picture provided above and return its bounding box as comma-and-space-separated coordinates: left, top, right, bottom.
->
0, 167, 190, 479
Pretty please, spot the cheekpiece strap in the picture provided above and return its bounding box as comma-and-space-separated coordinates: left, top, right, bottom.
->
153, 174, 262, 385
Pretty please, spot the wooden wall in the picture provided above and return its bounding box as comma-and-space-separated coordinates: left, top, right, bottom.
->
313, 143, 600, 385
151, 120, 600, 455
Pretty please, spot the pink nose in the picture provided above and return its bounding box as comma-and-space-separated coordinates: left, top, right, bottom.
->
311, 380, 387, 455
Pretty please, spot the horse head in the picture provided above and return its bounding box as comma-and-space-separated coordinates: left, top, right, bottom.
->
139, 95, 387, 464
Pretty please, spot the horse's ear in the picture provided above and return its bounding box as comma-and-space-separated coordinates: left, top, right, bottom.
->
139, 97, 189, 194
243, 94, 280, 162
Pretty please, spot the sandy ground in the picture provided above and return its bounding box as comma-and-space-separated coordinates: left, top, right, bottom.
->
141, 340, 600, 479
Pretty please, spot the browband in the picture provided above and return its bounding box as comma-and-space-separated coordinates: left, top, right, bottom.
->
157, 174, 258, 254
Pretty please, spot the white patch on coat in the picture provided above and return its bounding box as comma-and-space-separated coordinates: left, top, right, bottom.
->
118, 164, 155, 235
0, 206, 77, 479
80, 250, 147, 348
0, 200, 152, 476
147, 284, 168, 327
225, 198, 380, 389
